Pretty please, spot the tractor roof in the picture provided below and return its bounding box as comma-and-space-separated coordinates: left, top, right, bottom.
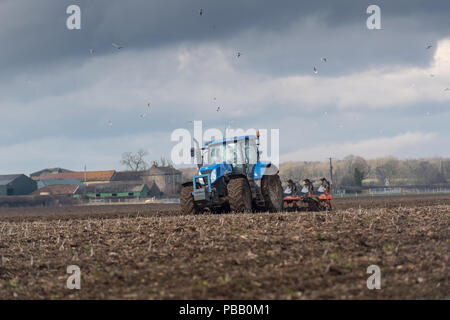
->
204, 135, 257, 146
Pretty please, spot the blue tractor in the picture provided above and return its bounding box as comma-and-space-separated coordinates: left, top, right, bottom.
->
180, 132, 283, 214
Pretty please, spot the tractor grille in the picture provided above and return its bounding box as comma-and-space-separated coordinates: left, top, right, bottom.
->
200, 169, 212, 175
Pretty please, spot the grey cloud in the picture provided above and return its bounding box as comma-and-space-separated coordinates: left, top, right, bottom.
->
1, 0, 450, 172
1, 0, 450, 78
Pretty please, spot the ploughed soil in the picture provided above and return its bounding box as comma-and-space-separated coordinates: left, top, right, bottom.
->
0, 194, 448, 299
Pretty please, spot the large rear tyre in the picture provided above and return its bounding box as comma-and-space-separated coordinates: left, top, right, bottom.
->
180, 185, 198, 215
262, 174, 283, 212
228, 177, 252, 213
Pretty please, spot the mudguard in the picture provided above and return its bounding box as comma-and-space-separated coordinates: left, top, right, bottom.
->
253, 161, 279, 179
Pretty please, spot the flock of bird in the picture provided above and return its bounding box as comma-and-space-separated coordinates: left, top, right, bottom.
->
98, 8, 243, 127
88, 8, 447, 127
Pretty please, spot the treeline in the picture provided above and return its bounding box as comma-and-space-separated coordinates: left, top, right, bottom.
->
280, 156, 450, 188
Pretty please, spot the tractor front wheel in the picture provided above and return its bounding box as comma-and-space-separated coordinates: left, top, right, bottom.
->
180, 185, 199, 215
228, 177, 252, 213
262, 174, 283, 212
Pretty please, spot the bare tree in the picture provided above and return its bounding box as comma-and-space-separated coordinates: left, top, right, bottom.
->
375, 158, 399, 185
411, 161, 446, 185
342, 155, 370, 186
120, 149, 149, 171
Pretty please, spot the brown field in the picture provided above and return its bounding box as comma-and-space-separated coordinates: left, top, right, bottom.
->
0, 194, 448, 299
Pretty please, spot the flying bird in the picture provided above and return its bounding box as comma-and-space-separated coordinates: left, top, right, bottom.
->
108, 120, 113, 126
430, 74, 435, 77
140, 114, 146, 118
199, 8, 203, 16
313, 66, 318, 74
321, 57, 327, 62
216, 107, 221, 112
112, 43, 124, 50
444, 88, 450, 91
426, 45, 433, 49
237, 52, 241, 58
89, 49, 95, 55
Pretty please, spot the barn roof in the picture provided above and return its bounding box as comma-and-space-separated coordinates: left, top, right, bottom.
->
76, 181, 148, 194
147, 166, 181, 176
111, 171, 146, 182
33, 184, 79, 196
38, 170, 115, 182
30, 168, 73, 178
0, 174, 23, 185
37, 179, 85, 189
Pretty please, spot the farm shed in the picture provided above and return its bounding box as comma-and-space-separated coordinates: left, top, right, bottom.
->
37, 170, 115, 185
111, 171, 146, 182
0, 174, 37, 196
37, 179, 85, 189
145, 164, 182, 196
75, 181, 160, 199
32, 184, 79, 196
30, 168, 73, 180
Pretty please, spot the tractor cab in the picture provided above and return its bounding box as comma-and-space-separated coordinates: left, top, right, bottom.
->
192, 135, 259, 200
201, 135, 259, 177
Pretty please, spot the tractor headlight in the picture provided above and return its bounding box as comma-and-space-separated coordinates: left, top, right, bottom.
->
210, 169, 217, 183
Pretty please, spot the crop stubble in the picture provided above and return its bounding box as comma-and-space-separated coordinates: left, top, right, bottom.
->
0, 194, 448, 299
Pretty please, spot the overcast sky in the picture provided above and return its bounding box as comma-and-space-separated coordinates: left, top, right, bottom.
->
0, 0, 449, 173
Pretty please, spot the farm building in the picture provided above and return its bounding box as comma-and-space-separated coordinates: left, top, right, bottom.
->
0, 174, 37, 196
75, 181, 160, 199
145, 164, 182, 196
30, 168, 73, 180
111, 171, 146, 182
37, 170, 116, 185
32, 184, 79, 196
37, 179, 84, 189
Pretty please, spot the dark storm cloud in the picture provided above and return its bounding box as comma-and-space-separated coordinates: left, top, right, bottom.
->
1, 0, 450, 78
1, 0, 449, 172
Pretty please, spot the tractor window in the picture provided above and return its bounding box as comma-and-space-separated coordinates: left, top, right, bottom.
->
207, 139, 256, 165
246, 141, 258, 164
209, 145, 223, 163
225, 143, 238, 163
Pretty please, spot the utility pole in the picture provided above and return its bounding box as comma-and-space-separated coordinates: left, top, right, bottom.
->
329, 157, 333, 194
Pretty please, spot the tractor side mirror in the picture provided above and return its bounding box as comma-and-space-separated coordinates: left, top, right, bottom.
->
190, 147, 195, 158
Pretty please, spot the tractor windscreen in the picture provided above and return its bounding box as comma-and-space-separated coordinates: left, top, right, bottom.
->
207, 139, 258, 165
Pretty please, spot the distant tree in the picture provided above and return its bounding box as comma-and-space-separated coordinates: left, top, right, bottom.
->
353, 167, 365, 187
280, 165, 306, 185
340, 174, 356, 187
343, 155, 370, 186
412, 161, 446, 185
375, 158, 399, 185
120, 149, 149, 171
160, 156, 175, 167
443, 159, 450, 180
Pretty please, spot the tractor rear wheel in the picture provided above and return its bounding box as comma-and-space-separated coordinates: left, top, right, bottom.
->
228, 177, 252, 213
180, 185, 198, 215
262, 174, 283, 212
